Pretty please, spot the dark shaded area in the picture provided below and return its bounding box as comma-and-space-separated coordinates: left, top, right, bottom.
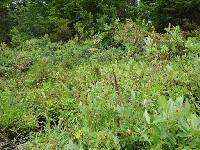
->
1, 0, 199, 44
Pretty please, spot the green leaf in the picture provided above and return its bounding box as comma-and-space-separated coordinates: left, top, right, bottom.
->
144, 109, 151, 124
176, 96, 184, 107
158, 95, 167, 112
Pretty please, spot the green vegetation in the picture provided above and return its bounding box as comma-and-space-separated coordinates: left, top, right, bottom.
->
1, 21, 200, 149
142, 0, 200, 31
0, 0, 200, 150
1, 0, 200, 43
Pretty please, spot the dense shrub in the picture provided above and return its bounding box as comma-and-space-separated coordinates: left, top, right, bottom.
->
1, 23, 200, 149
0, 0, 12, 43
142, 0, 200, 31
1, 0, 200, 44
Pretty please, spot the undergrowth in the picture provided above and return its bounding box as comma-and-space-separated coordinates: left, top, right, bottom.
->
0, 21, 200, 150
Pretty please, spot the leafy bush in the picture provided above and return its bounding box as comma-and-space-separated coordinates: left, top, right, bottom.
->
0, 22, 200, 149
142, 0, 200, 31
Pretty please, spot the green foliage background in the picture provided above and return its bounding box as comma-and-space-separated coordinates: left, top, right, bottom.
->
0, 0, 200, 149
1, 0, 200, 43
